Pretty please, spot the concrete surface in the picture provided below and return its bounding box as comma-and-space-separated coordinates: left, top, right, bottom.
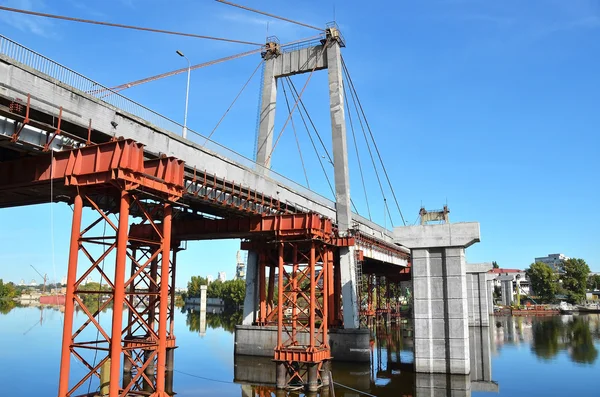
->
466, 263, 493, 326
0, 52, 408, 265
234, 325, 370, 362
394, 223, 481, 249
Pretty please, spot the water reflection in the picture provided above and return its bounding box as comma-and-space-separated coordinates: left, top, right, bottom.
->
184, 306, 243, 334
234, 321, 494, 397
493, 314, 600, 364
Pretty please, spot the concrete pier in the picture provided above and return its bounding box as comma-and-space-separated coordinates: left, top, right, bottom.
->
466, 263, 493, 326
394, 222, 480, 374
499, 276, 514, 306
469, 326, 498, 392
234, 325, 370, 362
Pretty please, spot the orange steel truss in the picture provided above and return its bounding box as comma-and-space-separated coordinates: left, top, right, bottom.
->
15, 139, 188, 397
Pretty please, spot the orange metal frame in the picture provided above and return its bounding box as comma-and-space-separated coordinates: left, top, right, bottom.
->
8, 139, 189, 397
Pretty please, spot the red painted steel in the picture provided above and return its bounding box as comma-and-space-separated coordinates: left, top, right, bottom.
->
46, 139, 185, 397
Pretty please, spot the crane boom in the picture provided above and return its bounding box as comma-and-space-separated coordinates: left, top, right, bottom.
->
30, 264, 48, 293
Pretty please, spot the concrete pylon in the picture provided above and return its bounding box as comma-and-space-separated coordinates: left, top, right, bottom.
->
466, 263, 492, 326
327, 38, 358, 329
253, 31, 359, 329
255, 53, 279, 169
242, 251, 259, 325
394, 222, 480, 374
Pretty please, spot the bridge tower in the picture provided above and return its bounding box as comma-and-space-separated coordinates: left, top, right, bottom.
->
253, 24, 359, 330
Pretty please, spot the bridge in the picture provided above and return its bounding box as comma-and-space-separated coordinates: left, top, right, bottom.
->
0, 22, 488, 397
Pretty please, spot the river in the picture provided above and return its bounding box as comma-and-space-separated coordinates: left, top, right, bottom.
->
1, 304, 599, 396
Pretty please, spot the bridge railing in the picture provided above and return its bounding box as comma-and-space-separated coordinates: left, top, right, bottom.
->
0, 34, 337, 208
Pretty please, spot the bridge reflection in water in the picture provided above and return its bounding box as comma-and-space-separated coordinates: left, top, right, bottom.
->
233, 321, 498, 397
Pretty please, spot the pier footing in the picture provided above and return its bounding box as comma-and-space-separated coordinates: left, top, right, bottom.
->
234, 325, 370, 362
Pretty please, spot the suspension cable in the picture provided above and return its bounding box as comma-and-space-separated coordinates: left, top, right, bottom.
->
343, 82, 372, 221
0, 6, 262, 46
281, 79, 310, 188
215, 0, 323, 32
342, 56, 407, 226
285, 77, 359, 214
202, 59, 264, 146
343, 61, 393, 227
262, 41, 328, 164
284, 77, 335, 199
286, 79, 333, 165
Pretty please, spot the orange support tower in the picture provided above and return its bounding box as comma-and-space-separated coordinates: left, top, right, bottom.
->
7, 139, 187, 397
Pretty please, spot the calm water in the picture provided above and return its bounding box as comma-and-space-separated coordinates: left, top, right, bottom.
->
1, 305, 599, 396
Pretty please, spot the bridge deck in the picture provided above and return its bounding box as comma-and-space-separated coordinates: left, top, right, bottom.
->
0, 38, 407, 266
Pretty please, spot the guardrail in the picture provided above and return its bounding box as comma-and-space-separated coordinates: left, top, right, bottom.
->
0, 34, 338, 209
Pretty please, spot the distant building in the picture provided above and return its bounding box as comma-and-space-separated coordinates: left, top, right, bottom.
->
534, 253, 569, 272
235, 251, 246, 280
207, 275, 214, 284
489, 268, 531, 296
217, 272, 226, 282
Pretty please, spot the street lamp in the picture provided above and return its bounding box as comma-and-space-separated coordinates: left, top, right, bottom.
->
176, 50, 191, 139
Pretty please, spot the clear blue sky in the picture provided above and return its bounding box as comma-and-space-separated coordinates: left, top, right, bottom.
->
0, 0, 598, 287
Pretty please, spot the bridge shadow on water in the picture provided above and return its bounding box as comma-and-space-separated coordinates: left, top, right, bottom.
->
232, 319, 498, 397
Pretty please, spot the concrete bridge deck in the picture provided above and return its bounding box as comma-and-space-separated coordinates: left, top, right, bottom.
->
0, 37, 407, 266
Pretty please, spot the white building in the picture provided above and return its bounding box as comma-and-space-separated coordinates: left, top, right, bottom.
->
217, 272, 226, 282
489, 268, 531, 296
534, 253, 569, 272
207, 275, 214, 284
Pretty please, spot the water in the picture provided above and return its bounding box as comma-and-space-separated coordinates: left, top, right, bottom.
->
1, 304, 599, 396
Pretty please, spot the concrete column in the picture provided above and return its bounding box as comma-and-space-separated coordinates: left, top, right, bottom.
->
255, 56, 279, 169
200, 285, 207, 309
469, 326, 498, 392
415, 373, 471, 397
486, 278, 495, 315
242, 251, 259, 325
394, 222, 480, 375
327, 40, 358, 329
466, 263, 492, 326
499, 276, 513, 306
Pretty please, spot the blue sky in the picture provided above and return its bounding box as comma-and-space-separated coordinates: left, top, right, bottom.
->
0, 0, 598, 286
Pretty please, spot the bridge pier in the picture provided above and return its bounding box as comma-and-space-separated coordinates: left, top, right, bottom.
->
466, 263, 493, 326
394, 222, 480, 374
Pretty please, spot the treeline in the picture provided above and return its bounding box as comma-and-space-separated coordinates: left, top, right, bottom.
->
526, 258, 597, 304
0, 279, 17, 299
183, 276, 245, 307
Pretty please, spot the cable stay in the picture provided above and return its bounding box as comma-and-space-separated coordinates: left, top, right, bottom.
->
100, 35, 321, 96
285, 77, 360, 214
202, 59, 264, 146
281, 80, 310, 189
261, 41, 328, 165
343, 82, 372, 221
0, 6, 262, 46
216, 0, 323, 32
341, 56, 407, 226
343, 62, 394, 227
283, 77, 335, 200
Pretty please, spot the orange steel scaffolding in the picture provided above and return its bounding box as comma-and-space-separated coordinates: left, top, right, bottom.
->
3, 139, 185, 397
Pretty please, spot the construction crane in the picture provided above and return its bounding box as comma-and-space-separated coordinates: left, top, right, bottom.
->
30, 265, 48, 293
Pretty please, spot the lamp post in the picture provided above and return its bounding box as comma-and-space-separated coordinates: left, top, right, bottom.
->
176, 50, 190, 139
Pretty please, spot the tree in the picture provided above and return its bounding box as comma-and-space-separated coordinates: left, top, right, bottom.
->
526, 262, 558, 303
187, 276, 208, 298
588, 274, 600, 291
221, 279, 246, 307
0, 279, 17, 299
560, 258, 590, 304
492, 261, 499, 269
207, 280, 224, 299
